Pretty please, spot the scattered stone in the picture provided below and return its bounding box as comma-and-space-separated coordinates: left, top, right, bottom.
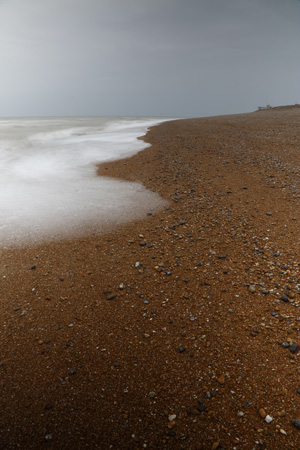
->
249, 285, 256, 293
281, 296, 289, 303
291, 419, 300, 430
44, 404, 54, 410
30, 265, 36, 270
178, 345, 186, 353
261, 289, 269, 295
69, 368, 77, 375
280, 429, 287, 435
212, 443, 220, 450
45, 434, 52, 441
107, 293, 117, 300
265, 415, 273, 424
259, 408, 267, 418
217, 374, 225, 385
289, 343, 299, 354
197, 399, 206, 412
168, 414, 176, 421
148, 392, 156, 398
118, 283, 124, 290
237, 411, 244, 417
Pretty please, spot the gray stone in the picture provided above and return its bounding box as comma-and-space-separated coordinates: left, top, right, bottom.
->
292, 419, 300, 430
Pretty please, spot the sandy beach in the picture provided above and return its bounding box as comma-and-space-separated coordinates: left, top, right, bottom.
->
2, 106, 300, 449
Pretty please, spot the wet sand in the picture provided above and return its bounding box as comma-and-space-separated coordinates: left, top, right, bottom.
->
1, 106, 300, 449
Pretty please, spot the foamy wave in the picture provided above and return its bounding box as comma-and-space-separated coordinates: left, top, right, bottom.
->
0, 116, 169, 245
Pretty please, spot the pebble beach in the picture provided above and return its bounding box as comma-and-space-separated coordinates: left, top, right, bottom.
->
1, 106, 300, 449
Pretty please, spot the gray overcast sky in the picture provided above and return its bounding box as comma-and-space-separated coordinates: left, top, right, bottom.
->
0, 0, 299, 117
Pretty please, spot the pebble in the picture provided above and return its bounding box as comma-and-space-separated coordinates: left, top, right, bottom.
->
289, 343, 299, 353
148, 392, 156, 398
249, 285, 256, 293
281, 295, 289, 303
237, 411, 244, 417
291, 419, 300, 430
258, 408, 267, 418
107, 293, 117, 300
168, 414, 176, 421
261, 289, 269, 295
217, 374, 225, 384
178, 345, 186, 353
212, 443, 219, 450
197, 399, 206, 412
265, 415, 273, 424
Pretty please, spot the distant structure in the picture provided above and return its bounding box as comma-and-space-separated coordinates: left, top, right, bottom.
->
257, 104, 272, 110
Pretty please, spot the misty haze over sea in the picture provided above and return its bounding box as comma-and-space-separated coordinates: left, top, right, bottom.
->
0, 117, 169, 245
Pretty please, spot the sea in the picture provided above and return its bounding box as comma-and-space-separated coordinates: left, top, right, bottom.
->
0, 116, 170, 245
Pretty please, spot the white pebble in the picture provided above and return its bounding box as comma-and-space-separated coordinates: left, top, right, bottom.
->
265, 415, 273, 423
168, 414, 176, 421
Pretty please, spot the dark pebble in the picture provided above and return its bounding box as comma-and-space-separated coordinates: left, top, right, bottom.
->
261, 289, 269, 295
292, 419, 300, 430
281, 296, 289, 303
30, 265, 36, 270
296, 389, 300, 394
167, 431, 176, 437
289, 343, 299, 354
69, 368, 77, 375
178, 345, 186, 353
107, 293, 117, 300
44, 404, 54, 410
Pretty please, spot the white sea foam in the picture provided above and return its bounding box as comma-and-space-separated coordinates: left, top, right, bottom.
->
0, 116, 169, 245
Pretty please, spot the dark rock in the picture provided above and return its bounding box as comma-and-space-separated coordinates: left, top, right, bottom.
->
289, 343, 299, 354
30, 265, 36, 270
45, 404, 54, 410
261, 289, 269, 295
107, 293, 117, 300
281, 296, 289, 303
292, 419, 300, 430
178, 345, 186, 353
69, 368, 77, 375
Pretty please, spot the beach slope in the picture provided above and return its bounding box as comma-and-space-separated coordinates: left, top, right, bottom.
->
1, 106, 300, 449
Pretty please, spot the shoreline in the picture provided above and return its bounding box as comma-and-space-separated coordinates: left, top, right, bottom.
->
2, 107, 300, 448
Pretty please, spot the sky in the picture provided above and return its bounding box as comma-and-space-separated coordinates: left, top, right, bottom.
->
0, 0, 299, 118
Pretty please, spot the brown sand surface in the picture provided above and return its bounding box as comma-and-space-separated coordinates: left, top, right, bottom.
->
1, 106, 300, 449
